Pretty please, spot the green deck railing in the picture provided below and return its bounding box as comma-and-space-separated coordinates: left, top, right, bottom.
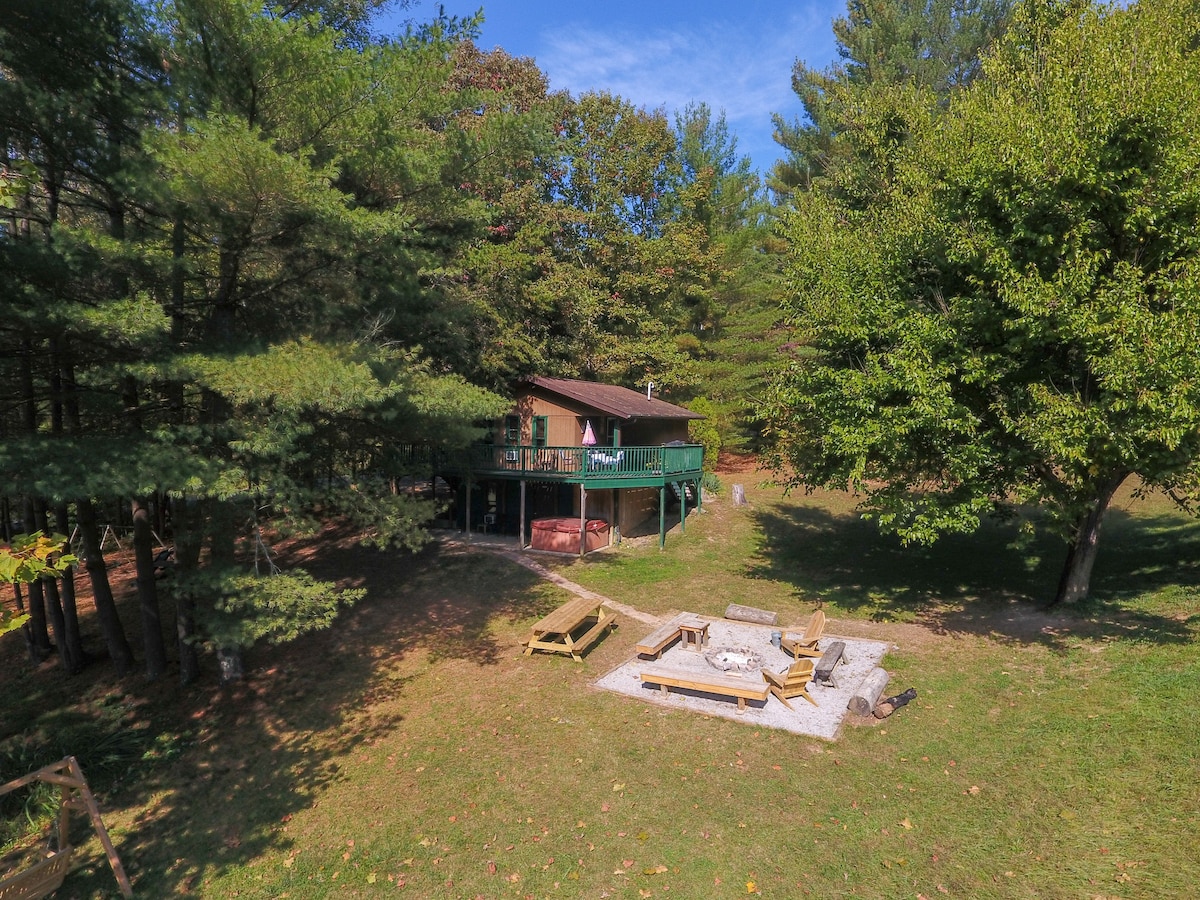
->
470, 444, 702, 479
394, 443, 704, 483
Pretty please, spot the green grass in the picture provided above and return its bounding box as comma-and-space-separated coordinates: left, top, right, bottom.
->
3, 481, 1199, 898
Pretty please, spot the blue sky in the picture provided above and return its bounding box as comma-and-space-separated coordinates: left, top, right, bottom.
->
384, 1, 847, 176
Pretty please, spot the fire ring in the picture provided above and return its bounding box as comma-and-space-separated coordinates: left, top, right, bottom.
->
703, 646, 765, 673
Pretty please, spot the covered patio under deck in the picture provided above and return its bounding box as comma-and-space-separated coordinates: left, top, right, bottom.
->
414, 442, 705, 554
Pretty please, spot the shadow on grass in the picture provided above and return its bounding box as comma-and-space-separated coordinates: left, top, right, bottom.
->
25, 536, 555, 897
747, 500, 1200, 649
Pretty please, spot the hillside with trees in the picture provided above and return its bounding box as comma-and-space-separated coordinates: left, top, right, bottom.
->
3, 0, 1197, 694
0, 0, 783, 684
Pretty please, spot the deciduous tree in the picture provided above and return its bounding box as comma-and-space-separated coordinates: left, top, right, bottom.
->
763, 0, 1200, 605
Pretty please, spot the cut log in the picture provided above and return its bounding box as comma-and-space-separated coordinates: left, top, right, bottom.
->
732, 484, 748, 506
848, 666, 890, 716
724, 603, 778, 626
874, 687, 917, 719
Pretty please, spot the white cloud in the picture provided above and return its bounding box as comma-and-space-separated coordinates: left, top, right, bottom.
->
532, 5, 839, 170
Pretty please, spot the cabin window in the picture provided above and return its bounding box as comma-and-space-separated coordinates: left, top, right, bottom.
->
533, 415, 548, 448
504, 414, 519, 445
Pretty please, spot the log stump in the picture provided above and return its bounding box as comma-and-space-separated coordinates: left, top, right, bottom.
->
848, 666, 890, 716
724, 603, 778, 626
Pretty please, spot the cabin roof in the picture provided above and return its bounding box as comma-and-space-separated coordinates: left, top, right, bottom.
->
520, 376, 703, 422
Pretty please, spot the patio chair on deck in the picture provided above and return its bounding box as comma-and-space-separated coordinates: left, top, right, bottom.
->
762, 659, 818, 710
780, 610, 825, 660
587, 450, 625, 470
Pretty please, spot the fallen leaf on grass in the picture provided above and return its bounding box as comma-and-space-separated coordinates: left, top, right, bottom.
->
612, 783, 626, 791
643, 865, 668, 875
900, 818, 914, 829
366, 873, 377, 884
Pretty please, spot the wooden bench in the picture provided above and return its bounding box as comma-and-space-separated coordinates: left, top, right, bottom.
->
0, 847, 74, 900
635, 621, 683, 658
813, 640, 848, 688
640, 666, 770, 712
523, 596, 616, 661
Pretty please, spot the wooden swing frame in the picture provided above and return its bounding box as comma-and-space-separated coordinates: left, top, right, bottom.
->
0, 756, 132, 899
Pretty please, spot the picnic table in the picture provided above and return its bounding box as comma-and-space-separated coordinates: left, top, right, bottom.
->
522, 596, 616, 661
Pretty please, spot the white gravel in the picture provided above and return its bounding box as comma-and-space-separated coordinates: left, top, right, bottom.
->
592, 614, 893, 740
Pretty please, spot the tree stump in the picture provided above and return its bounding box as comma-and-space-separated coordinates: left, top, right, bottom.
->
848, 666, 890, 716
732, 484, 747, 506
724, 603, 778, 626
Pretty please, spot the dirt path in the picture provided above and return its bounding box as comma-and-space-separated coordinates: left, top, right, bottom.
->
489, 548, 662, 625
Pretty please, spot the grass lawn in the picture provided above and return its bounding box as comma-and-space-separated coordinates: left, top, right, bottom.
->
2, 475, 1199, 898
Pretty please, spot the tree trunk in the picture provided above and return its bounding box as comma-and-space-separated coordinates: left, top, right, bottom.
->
208, 498, 244, 685
53, 348, 87, 672
21, 498, 53, 661
12, 583, 38, 663
132, 496, 167, 680
34, 500, 77, 674
217, 646, 244, 684
51, 503, 85, 672
1052, 473, 1128, 606
173, 496, 201, 686
76, 499, 135, 675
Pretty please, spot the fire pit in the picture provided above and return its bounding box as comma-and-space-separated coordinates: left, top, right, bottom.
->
704, 646, 765, 673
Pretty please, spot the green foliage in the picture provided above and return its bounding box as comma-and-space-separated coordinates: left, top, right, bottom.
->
184, 568, 365, 652
771, 0, 1012, 196
0, 533, 76, 636
685, 397, 723, 472
0, 533, 75, 586
764, 0, 1200, 603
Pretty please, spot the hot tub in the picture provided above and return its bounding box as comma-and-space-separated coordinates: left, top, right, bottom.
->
530, 517, 610, 553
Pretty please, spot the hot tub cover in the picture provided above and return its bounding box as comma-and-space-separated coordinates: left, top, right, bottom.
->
531, 516, 608, 534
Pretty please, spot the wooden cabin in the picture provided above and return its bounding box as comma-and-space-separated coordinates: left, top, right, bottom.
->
460, 377, 705, 553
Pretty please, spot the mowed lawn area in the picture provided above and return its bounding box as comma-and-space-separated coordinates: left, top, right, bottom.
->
3, 475, 1199, 898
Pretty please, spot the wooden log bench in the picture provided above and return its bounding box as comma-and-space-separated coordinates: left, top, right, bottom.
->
724, 603, 778, 626
635, 620, 684, 659
813, 640, 847, 688
639, 665, 770, 712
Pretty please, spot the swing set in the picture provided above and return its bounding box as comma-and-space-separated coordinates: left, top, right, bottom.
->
0, 757, 132, 900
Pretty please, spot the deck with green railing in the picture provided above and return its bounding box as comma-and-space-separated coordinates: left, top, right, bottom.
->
397, 443, 704, 489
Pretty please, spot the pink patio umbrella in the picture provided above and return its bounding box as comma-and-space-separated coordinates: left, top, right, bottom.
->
581, 420, 597, 446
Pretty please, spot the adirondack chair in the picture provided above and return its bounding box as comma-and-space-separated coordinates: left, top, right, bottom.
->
780, 609, 825, 660
762, 659, 819, 710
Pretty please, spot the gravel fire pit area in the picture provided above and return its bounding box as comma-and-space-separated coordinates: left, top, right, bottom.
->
593, 613, 892, 740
